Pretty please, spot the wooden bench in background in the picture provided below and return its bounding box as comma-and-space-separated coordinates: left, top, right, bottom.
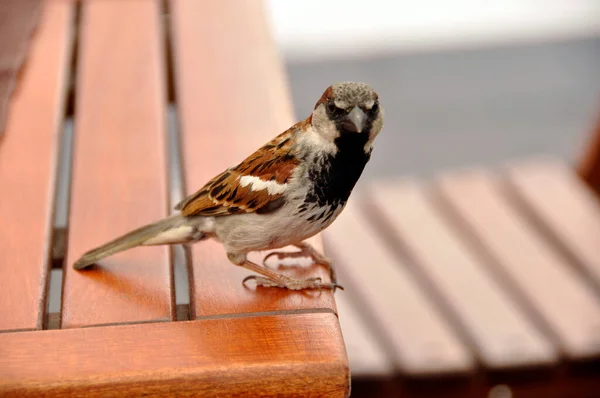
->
1, 1, 599, 397
328, 115, 600, 397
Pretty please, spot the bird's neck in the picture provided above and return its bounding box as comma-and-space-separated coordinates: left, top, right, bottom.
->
304, 133, 371, 208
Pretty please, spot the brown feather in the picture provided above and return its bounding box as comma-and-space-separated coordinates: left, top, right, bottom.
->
175, 123, 303, 217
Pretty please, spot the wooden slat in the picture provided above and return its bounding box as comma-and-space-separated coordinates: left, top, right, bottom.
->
0, 0, 72, 332
0, 0, 42, 136
367, 179, 558, 369
506, 157, 600, 290
437, 168, 600, 359
170, 0, 336, 317
62, 0, 173, 328
0, 313, 348, 397
323, 199, 474, 376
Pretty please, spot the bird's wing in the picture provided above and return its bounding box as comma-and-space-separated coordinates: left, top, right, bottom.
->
175, 126, 301, 217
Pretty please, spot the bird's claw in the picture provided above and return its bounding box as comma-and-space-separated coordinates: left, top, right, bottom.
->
262, 251, 286, 267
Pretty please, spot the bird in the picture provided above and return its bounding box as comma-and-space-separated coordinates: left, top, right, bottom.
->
73, 81, 384, 291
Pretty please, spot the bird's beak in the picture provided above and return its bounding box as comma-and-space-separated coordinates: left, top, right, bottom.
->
343, 106, 367, 133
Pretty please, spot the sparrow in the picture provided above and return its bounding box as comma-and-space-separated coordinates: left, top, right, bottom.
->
73, 81, 384, 290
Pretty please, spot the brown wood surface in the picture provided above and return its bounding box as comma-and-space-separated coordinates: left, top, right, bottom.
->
62, 0, 174, 328
578, 109, 600, 194
366, 179, 558, 370
170, 0, 337, 317
506, 157, 600, 291
436, 168, 600, 360
0, 0, 42, 136
0, 0, 72, 332
323, 198, 474, 376
0, 312, 349, 397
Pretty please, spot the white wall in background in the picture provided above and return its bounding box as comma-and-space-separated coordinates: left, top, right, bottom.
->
265, 0, 600, 62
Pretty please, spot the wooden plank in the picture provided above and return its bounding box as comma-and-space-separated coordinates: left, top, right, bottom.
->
323, 199, 474, 376
170, 0, 336, 317
0, 0, 42, 136
506, 157, 600, 290
0, 0, 72, 332
62, 0, 173, 328
436, 168, 600, 360
367, 179, 558, 369
0, 313, 349, 397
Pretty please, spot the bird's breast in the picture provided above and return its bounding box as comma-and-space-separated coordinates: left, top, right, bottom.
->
302, 133, 371, 209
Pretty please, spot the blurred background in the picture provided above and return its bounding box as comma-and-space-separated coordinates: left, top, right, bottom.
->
265, 0, 600, 181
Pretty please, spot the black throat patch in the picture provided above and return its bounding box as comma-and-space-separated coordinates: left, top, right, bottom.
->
304, 133, 371, 209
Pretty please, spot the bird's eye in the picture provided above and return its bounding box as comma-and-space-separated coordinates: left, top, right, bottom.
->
371, 102, 379, 113
326, 101, 336, 114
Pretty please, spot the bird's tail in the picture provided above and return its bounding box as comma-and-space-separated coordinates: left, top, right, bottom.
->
73, 214, 209, 270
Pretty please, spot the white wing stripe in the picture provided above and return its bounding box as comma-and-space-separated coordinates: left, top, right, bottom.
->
238, 175, 287, 195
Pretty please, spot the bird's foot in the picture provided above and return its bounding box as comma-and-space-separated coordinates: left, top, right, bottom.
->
243, 275, 343, 291
263, 242, 338, 285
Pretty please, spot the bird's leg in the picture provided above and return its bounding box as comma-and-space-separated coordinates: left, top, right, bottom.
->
262, 242, 338, 286
228, 253, 341, 291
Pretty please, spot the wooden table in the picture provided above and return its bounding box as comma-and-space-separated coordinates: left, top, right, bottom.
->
0, 1, 348, 396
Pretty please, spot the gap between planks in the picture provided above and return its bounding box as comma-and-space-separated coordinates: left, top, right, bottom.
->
162, 0, 191, 310
45, 0, 79, 328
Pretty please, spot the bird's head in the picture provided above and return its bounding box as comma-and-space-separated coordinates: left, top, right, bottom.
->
310, 81, 384, 153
